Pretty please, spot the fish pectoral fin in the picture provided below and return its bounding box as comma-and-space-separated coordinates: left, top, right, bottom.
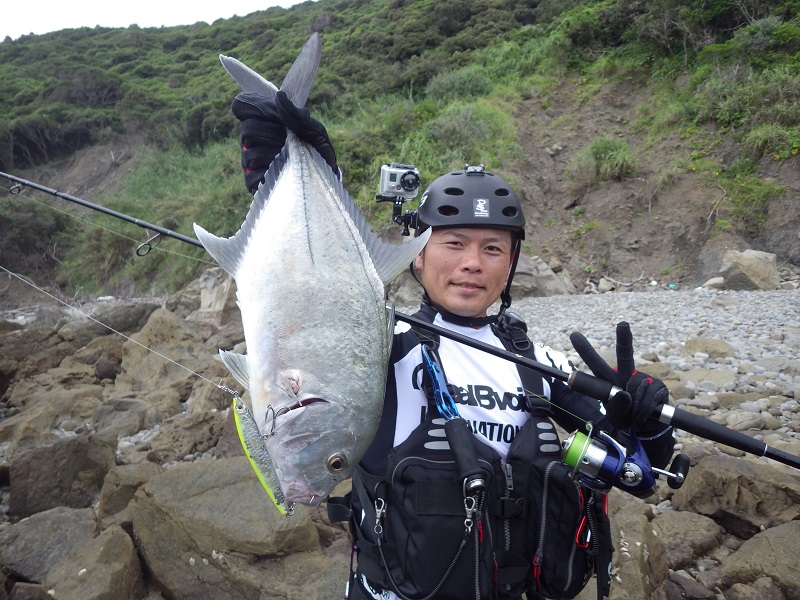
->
219, 349, 251, 391
193, 222, 242, 278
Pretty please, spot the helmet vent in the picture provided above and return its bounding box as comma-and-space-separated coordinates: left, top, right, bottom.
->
495, 188, 510, 197
438, 205, 460, 216
502, 207, 519, 217
443, 187, 465, 196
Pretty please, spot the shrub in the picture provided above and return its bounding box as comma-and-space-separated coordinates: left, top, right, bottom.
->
424, 66, 494, 103
567, 137, 636, 191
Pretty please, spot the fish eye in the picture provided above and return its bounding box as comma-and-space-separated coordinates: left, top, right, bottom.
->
326, 453, 348, 473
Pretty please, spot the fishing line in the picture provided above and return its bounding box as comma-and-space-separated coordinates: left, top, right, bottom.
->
0, 264, 239, 399
0, 180, 215, 265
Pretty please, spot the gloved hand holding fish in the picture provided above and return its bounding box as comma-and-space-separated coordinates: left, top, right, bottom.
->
193, 34, 430, 515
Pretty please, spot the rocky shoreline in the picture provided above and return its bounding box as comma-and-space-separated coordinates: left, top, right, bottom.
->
0, 266, 799, 600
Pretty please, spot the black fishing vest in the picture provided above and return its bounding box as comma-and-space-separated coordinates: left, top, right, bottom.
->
328, 307, 613, 600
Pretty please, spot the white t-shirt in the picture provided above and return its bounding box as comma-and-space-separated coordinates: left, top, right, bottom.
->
391, 314, 558, 460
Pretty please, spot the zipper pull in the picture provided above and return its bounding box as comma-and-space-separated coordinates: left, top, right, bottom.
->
532, 551, 542, 586
502, 463, 514, 492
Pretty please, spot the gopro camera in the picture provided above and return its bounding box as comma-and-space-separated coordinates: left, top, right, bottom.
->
376, 163, 421, 236
378, 163, 420, 200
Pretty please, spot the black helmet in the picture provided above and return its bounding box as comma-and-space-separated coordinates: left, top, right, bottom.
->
415, 165, 525, 240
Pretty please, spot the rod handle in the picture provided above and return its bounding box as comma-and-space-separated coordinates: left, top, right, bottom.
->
568, 371, 623, 403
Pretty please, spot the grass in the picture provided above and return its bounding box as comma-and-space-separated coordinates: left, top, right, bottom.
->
566, 137, 636, 193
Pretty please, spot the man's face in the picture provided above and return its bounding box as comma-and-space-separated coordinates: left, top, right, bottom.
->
414, 227, 514, 318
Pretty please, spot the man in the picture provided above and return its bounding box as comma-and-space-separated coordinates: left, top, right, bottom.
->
233, 90, 675, 600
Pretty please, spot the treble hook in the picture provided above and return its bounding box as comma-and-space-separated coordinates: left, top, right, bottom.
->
136, 230, 163, 256
265, 404, 291, 437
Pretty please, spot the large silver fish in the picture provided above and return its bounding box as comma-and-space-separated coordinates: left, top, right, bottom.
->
194, 34, 430, 511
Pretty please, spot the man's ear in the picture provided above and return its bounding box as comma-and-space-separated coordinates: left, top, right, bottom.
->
414, 250, 424, 271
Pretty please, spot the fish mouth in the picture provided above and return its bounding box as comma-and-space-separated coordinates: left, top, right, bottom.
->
284, 397, 328, 413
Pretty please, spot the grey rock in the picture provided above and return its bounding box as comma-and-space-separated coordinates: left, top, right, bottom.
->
8, 583, 50, 599
43, 525, 144, 600
725, 411, 764, 431
720, 249, 780, 291
724, 576, 786, 600
9, 435, 115, 518
683, 338, 736, 359
92, 398, 161, 440
672, 454, 800, 538
145, 410, 226, 464
655, 511, 721, 570
698, 521, 800, 598
98, 462, 163, 529
129, 457, 343, 600
668, 571, 716, 599
512, 253, 578, 297
0, 507, 97, 582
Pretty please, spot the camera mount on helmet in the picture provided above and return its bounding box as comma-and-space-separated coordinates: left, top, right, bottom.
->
376, 163, 421, 236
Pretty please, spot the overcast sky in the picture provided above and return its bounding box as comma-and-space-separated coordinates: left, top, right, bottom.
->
2, 0, 307, 41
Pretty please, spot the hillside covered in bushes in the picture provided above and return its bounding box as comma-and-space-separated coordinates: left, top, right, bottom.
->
1, 0, 799, 296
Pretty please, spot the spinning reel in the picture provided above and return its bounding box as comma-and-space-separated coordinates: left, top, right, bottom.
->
562, 423, 691, 498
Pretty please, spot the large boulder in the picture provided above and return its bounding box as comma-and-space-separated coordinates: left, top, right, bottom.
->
512, 253, 578, 297
98, 462, 163, 529
653, 510, 721, 571
56, 299, 159, 347
145, 409, 227, 463
43, 525, 144, 600
720, 249, 779, 291
671, 454, 800, 538
9, 434, 115, 518
0, 380, 104, 467
106, 308, 216, 417
0, 506, 98, 583
129, 457, 348, 600
697, 521, 800, 597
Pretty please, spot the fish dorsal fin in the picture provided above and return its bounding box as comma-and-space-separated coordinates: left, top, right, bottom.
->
219, 33, 321, 108
193, 144, 288, 276
279, 33, 321, 108
305, 143, 431, 285
219, 349, 251, 391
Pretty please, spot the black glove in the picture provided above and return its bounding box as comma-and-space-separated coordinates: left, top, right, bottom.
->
569, 322, 670, 434
232, 90, 338, 194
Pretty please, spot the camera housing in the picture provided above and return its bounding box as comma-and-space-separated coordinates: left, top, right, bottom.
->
376, 163, 421, 236
378, 163, 420, 200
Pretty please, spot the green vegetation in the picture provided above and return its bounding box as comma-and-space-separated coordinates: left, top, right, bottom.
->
567, 137, 636, 192
573, 220, 601, 238
2, 0, 798, 295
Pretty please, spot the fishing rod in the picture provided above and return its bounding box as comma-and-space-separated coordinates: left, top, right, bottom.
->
0, 171, 204, 253
6, 169, 798, 473
394, 312, 800, 472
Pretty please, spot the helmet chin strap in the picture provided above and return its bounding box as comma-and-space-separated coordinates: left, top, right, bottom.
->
411, 238, 522, 327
